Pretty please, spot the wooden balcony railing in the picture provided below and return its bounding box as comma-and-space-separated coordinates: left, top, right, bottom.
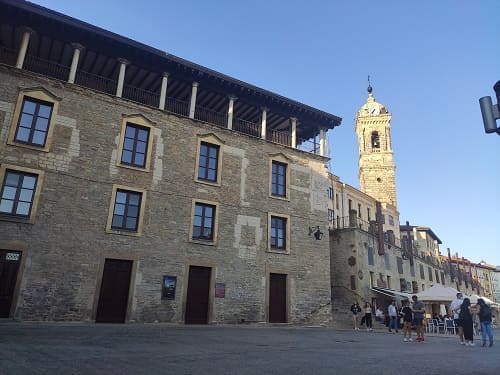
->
0, 46, 16, 66
75, 70, 117, 95
267, 129, 291, 147
0, 51, 312, 153
195, 106, 227, 128
24, 54, 70, 81
164, 96, 189, 117
233, 118, 260, 137
123, 85, 160, 108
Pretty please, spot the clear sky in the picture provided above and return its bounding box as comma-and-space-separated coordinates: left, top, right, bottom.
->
31, 0, 500, 265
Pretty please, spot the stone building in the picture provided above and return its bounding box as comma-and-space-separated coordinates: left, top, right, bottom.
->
329, 86, 448, 318
0, 1, 342, 323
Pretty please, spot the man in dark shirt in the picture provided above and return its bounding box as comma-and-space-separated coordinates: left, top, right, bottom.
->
412, 295, 425, 342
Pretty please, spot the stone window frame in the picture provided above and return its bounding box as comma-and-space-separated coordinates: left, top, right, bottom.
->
7, 87, 61, 153
268, 153, 291, 201
267, 212, 290, 254
0, 164, 45, 224
116, 114, 155, 172
189, 198, 219, 246
105, 184, 147, 237
194, 133, 224, 187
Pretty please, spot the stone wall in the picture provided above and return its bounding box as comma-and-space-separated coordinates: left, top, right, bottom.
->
0, 66, 331, 323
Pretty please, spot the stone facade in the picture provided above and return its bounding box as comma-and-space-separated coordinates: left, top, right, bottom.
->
0, 17, 337, 324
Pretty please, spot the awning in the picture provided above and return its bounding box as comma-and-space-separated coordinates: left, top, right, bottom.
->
371, 287, 412, 301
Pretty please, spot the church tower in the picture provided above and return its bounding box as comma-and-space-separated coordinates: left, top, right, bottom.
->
355, 83, 397, 207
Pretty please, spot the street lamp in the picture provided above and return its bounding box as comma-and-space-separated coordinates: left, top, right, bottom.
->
479, 80, 500, 136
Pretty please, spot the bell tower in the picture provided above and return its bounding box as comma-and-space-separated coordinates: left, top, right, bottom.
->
355, 83, 397, 207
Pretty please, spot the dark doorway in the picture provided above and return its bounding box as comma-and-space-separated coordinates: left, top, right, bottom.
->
269, 273, 287, 323
0, 250, 22, 318
185, 266, 211, 324
95, 259, 132, 323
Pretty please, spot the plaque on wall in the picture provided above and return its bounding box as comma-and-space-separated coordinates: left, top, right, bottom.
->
215, 282, 226, 298
162, 276, 177, 300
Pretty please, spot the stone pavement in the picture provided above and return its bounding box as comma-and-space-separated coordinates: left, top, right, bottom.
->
0, 321, 498, 375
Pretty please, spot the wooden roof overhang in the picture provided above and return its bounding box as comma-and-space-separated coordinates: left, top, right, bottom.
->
0, 0, 342, 141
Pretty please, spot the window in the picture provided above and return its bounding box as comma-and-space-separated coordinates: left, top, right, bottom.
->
328, 187, 333, 200
348, 199, 352, 212
400, 278, 406, 291
268, 213, 290, 253
419, 264, 425, 279
192, 202, 216, 242
389, 215, 394, 226
14, 98, 53, 147
8, 88, 60, 152
121, 123, 150, 168
367, 207, 371, 221
387, 275, 391, 289
111, 190, 142, 231
271, 216, 287, 250
0, 170, 37, 218
197, 142, 220, 182
369, 272, 374, 288
271, 161, 287, 197
328, 209, 334, 222
384, 252, 390, 270
428, 267, 433, 282
350, 275, 356, 290
371, 131, 380, 148
358, 203, 361, 218
410, 264, 416, 277
106, 185, 146, 236
441, 272, 445, 285
435, 269, 440, 284
117, 115, 154, 171
0, 165, 44, 223
195, 134, 224, 185
367, 247, 374, 266
335, 193, 339, 209
397, 257, 403, 274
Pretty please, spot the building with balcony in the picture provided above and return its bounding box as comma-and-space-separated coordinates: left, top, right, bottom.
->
0, 0, 342, 323
329, 86, 449, 320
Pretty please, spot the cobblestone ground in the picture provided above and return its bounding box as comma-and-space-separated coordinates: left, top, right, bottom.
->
0, 322, 498, 375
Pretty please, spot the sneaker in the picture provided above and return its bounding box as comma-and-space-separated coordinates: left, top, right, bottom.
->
421, 338, 424, 342
408, 338, 413, 342
403, 338, 408, 342
416, 337, 422, 342
489, 343, 493, 347
468, 342, 475, 347
482, 342, 487, 347
460, 341, 465, 345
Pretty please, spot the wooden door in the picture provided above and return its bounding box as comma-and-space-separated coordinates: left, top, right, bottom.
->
269, 273, 287, 323
185, 266, 211, 324
0, 250, 22, 318
95, 259, 132, 323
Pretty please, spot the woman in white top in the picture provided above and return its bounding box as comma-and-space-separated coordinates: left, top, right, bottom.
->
364, 302, 373, 331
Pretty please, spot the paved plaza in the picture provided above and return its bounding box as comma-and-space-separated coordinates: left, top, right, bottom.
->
0, 322, 498, 375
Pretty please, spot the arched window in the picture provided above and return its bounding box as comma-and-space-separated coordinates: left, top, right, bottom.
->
371, 131, 380, 149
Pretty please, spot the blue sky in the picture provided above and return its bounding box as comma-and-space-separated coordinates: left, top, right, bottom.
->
32, 0, 500, 265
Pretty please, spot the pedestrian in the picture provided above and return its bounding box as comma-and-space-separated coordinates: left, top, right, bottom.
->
364, 302, 373, 331
411, 295, 425, 342
350, 302, 361, 330
400, 300, 413, 342
388, 300, 398, 333
375, 307, 383, 322
459, 298, 474, 347
450, 292, 465, 345
477, 298, 494, 347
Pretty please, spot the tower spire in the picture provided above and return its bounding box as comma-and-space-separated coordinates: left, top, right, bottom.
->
367, 75, 373, 94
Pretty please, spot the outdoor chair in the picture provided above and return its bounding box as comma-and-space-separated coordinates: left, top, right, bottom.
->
433, 319, 445, 333
426, 319, 436, 333
445, 319, 456, 335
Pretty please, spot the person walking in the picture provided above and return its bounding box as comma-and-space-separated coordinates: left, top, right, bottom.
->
364, 302, 373, 331
400, 300, 413, 342
350, 302, 361, 330
459, 298, 475, 347
450, 292, 465, 345
388, 301, 398, 333
412, 295, 425, 342
477, 298, 494, 348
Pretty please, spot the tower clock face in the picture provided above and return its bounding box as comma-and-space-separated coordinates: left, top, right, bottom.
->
369, 106, 380, 115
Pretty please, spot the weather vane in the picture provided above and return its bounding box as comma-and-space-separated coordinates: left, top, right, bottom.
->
367, 75, 373, 94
